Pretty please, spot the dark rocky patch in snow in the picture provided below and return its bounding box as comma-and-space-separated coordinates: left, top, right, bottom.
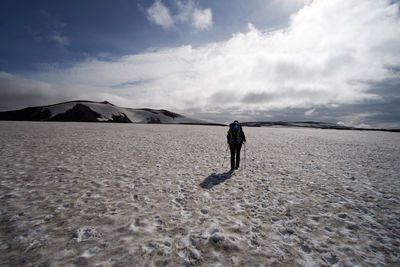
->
48, 104, 101, 122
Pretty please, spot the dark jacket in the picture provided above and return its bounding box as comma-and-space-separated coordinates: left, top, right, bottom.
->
227, 123, 246, 144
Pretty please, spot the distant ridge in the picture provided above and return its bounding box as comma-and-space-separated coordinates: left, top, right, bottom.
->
1, 101, 397, 131
241, 121, 400, 132
0, 100, 224, 125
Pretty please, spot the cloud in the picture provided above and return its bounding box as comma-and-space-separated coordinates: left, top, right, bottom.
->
146, 0, 174, 29
0, 72, 112, 110
175, 0, 195, 23
304, 108, 315, 116
2, 0, 400, 127
49, 32, 70, 48
0, 72, 65, 110
25, 9, 70, 48
271, 0, 311, 14
145, 0, 213, 31
192, 8, 212, 30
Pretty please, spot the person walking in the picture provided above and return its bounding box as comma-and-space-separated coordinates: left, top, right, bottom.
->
227, 120, 246, 171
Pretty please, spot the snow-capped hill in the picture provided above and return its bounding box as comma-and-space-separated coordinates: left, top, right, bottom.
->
0, 100, 218, 125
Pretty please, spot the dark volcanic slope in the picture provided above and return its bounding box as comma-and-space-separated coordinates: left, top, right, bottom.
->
0, 107, 51, 121
48, 104, 102, 122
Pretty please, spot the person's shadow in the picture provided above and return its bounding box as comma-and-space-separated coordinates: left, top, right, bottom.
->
199, 170, 234, 189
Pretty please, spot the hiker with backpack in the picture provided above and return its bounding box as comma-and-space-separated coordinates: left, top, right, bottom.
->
227, 120, 246, 171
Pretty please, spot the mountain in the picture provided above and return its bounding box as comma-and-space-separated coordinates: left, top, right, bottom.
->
241, 121, 400, 132
1, 101, 398, 131
0, 100, 222, 125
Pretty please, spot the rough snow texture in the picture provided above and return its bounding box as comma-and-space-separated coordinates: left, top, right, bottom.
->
0, 121, 399, 266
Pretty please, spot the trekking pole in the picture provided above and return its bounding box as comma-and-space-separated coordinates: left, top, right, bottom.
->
221, 144, 229, 169
244, 142, 247, 169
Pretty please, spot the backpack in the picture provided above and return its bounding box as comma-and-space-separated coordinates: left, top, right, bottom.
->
228, 123, 242, 144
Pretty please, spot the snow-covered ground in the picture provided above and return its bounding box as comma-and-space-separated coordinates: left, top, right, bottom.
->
0, 121, 399, 266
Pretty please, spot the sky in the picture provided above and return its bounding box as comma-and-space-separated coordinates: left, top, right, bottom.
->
1, 0, 400, 128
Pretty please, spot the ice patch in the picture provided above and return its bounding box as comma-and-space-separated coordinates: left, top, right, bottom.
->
82, 247, 100, 258
75, 226, 101, 242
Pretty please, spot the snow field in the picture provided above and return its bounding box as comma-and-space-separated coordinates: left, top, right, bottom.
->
0, 121, 399, 266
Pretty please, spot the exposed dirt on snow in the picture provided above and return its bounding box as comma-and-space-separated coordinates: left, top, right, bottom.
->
0, 121, 399, 266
